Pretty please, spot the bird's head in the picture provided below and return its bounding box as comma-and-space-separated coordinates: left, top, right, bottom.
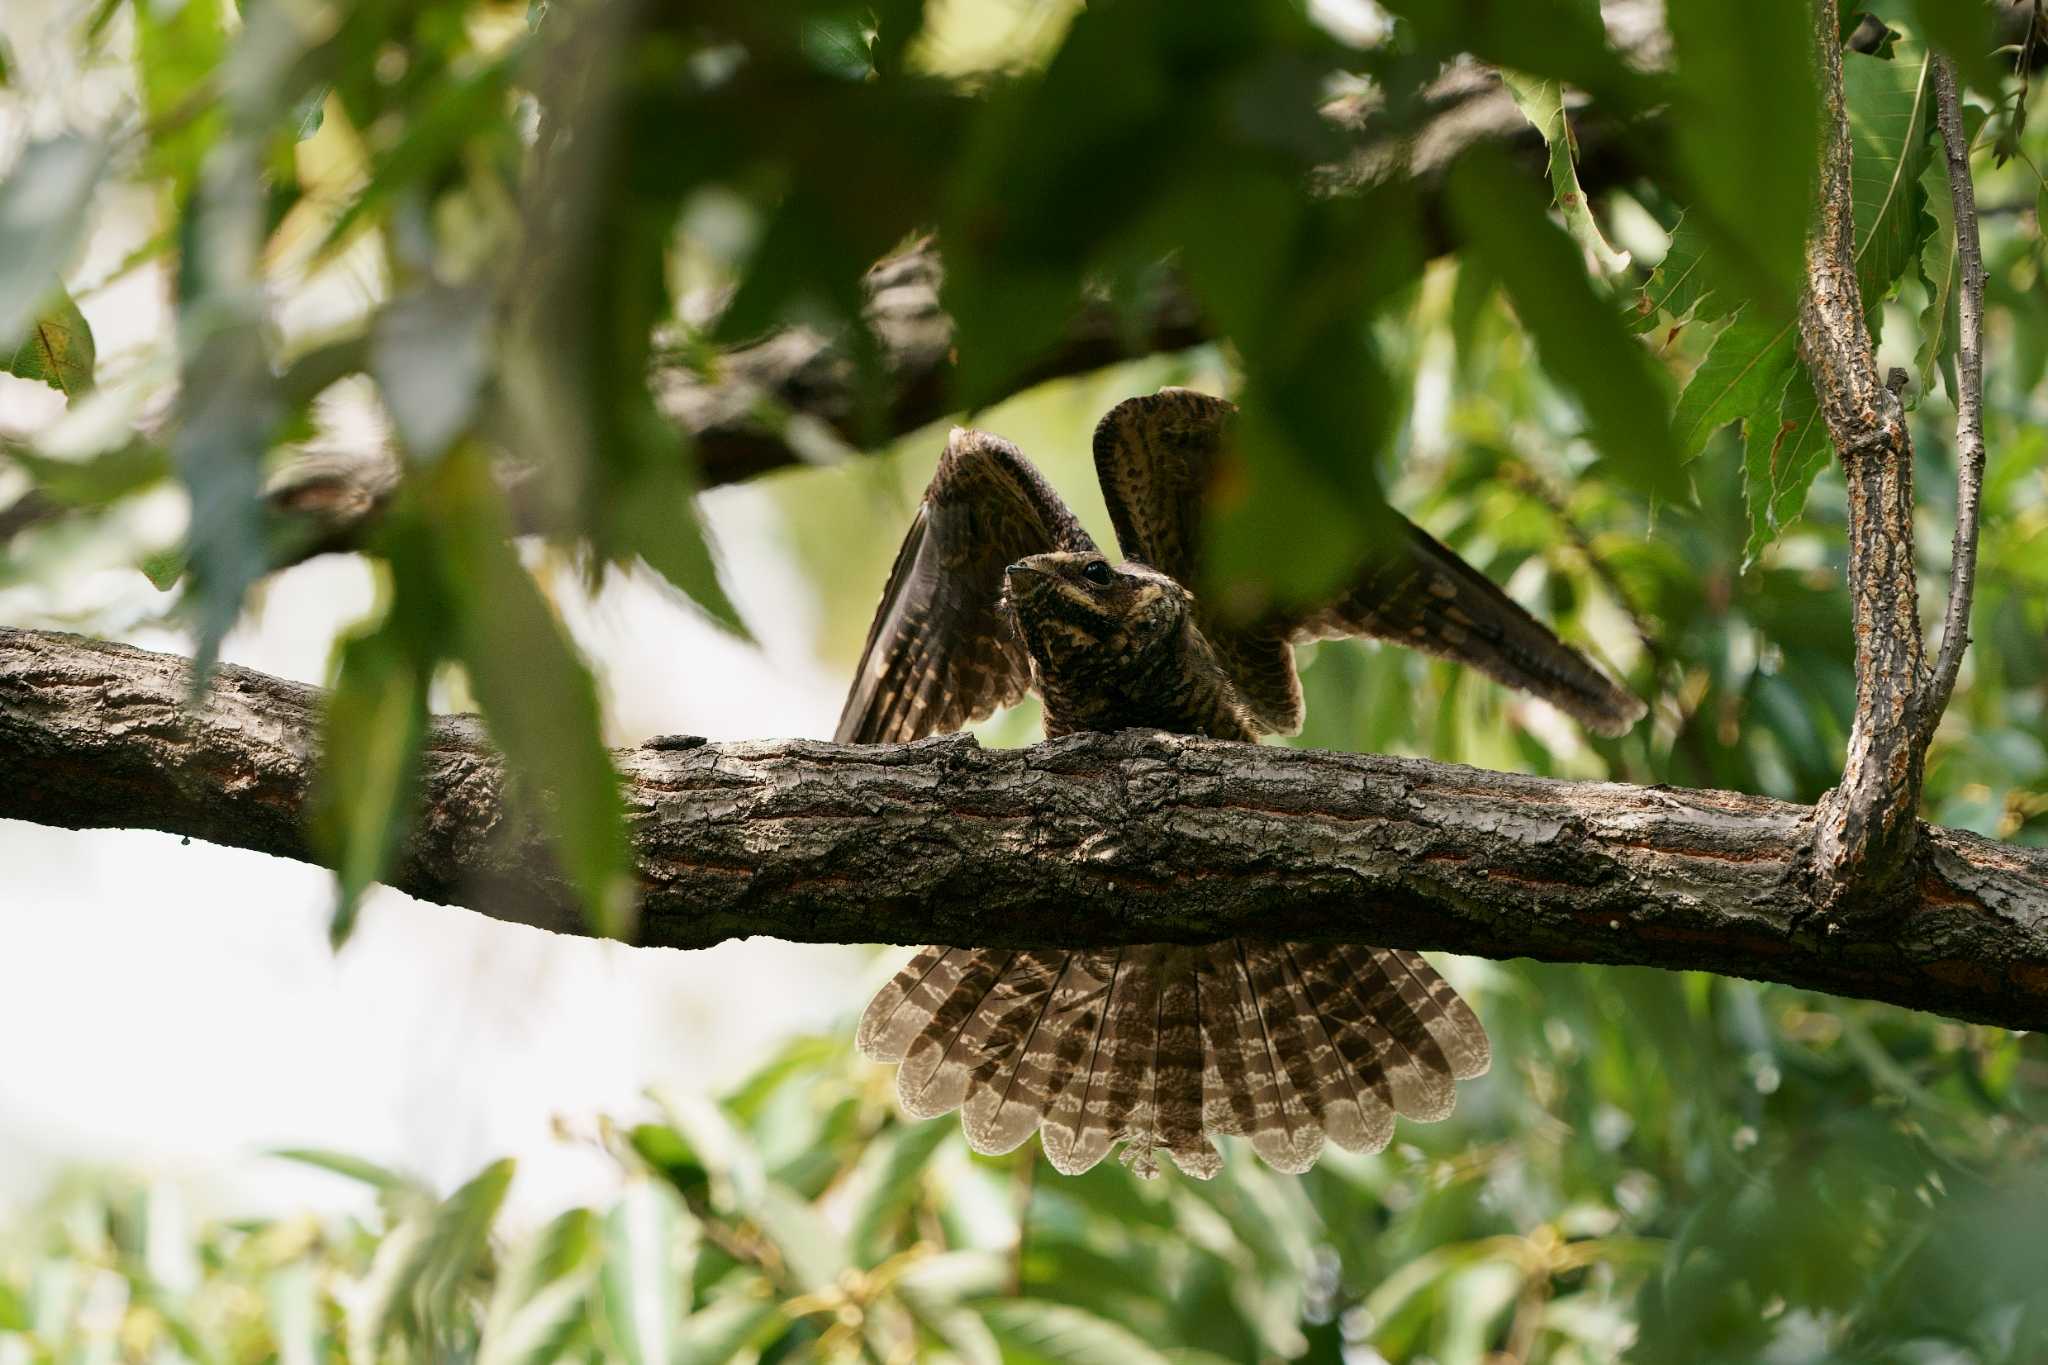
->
1001, 552, 1189, 676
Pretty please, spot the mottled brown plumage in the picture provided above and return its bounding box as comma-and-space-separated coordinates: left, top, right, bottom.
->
842, 390, 1640, 1178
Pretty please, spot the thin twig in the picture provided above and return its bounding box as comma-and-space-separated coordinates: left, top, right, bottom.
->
1920, 55, 1989, 744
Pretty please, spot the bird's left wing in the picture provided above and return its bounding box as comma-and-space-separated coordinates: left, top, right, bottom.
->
836, 427, 1097, 744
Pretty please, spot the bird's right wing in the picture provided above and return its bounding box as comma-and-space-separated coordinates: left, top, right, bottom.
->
1094, 389, 1644, 738
835, 427, 1097, 744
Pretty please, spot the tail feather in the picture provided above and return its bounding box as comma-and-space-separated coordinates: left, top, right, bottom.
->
1193, 946, 1260, 1141
861, 939, 1488, 1179
1337, 945, 1457, 1121
1281, 945, 1397, 1155
1231, 943, 1327, 1175
895, 950, 1012, 1120
960, 952, 1074, 1155
856, 945, 954, 1062
1037, 950, 1121, 1174
1390, 948, 1492, 1080
1149, 951, 1218, 1178
1102, 945, 1165, 1176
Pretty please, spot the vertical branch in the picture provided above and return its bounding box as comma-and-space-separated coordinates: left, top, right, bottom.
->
1795, 0, 1928, 909
1920, 55, 1988, 742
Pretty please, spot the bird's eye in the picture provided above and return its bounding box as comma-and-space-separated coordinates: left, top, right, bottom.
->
1082, 560, 1115, 586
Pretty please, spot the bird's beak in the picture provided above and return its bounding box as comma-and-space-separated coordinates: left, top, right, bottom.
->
1005, 556, 1056, 585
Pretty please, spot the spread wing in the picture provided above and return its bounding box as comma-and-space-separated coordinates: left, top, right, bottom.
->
836, 427, 1096, 744
1093, 389, 1646, 738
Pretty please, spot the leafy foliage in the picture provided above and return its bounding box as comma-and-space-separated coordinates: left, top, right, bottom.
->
3, 1009, 2044, 1363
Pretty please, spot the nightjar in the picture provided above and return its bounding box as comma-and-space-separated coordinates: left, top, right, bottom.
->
839, 388, 1643, 1178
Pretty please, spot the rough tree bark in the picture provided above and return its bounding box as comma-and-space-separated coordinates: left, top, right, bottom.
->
4, 626, 2045, 1032
1793, 0, 1983, 913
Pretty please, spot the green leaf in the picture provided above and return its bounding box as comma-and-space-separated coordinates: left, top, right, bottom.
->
346, 1210, 437, 1361
134, 0, 228, 202
895, 1252, 1006, 1365
1843, 40, 1937, 306
409, 1158, 518, 1347
1448, 149, 1683, 500
478, 1208, 602, 1365
170, 139, 283, 682
846, 1118, 952, 1265
271, 1147, 428, 1196
801, 14, 875, 80
3, 440, 168, 509
1667, 0, 1817, 322
599, 1179, 694, 1365
675, 1293, 785, 1365
265, 1262, 323, 1365
424, 443, 637, 937
318, 52, 522, 260
311, 615, 431, 946
0, 136, 106, 350
751, 1183, 850, 1295
1740, 360, 1834, 566
1377, 0, 1631, 102
650, 1090, 768, 1217
1632, 213, 1733, 333
1671, 312, 1800, 460
1914, 148, 1961, 403
1499, 71, 1629, 276
370, 283, 494, 461
5, 287, 96, 397
979, 1300, 1175, 1365
1906, 0, 2003, 95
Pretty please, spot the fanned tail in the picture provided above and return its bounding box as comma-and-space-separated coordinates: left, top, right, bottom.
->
857, 940, 1490, 1179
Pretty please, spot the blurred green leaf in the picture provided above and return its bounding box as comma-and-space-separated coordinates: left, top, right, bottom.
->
652, 1090, 768, 1217
0, 136, 106, 351
372, 283, 495, 462
3, 441, 168, 509
1378, 0, 1630, 101
318, 50, 523, 260
846, 1117, 951, 1265
265, 1262, 322, 1365
1449, 149, 1683, 500
1666, 0, 1817, 323
478, 1208, 601, 1365
4, 287, 96, 397
675, 1292, 785, 1364
980, 1299, 1175, 1364
311, 614, 431, 946
346, 1208, 437, 1360
169, 136, 280, 681
424, 442, 637, 937
1906, 0, 2004, 95
133, 0, 227, 202
271, 1148, 428, 1198
410, 1159, 518, 1349
599, 1178, 694, 1365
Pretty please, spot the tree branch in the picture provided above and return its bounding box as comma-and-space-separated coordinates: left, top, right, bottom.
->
1796, 0, 1930, 910
4, 625, 2045, 1031
1921, 55, 1989, 744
